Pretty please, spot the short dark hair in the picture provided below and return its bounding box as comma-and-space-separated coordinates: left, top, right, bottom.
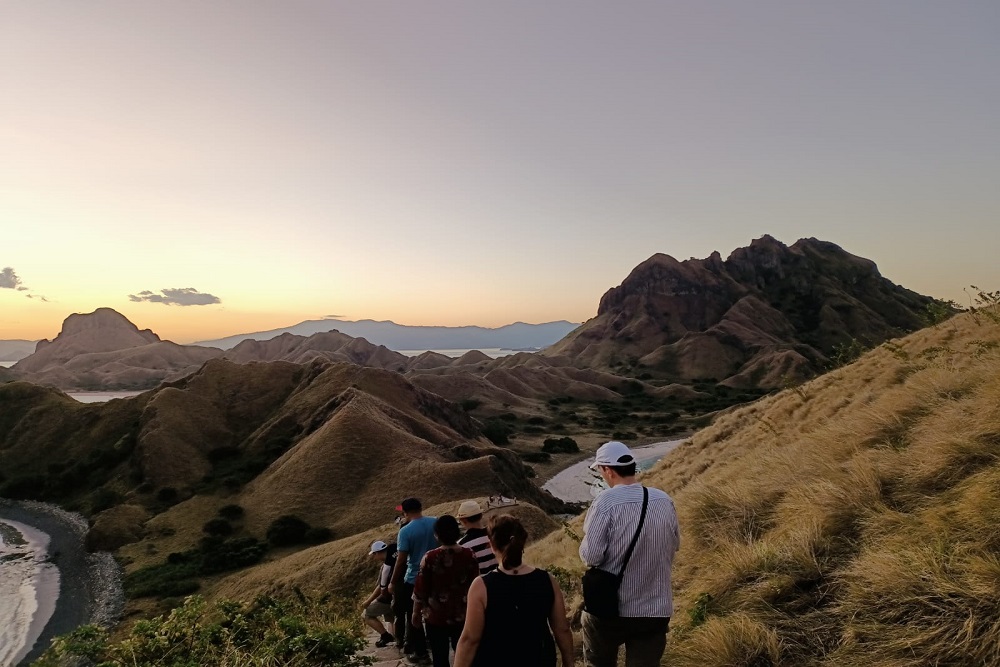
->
460, 513, 483, 524
605, 463, 637, 477
400, 497, 422, 513
435, 515, 461, 545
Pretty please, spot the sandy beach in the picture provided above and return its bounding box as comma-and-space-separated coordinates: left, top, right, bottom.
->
0, 519, 60, 667
541, 438, 688, 503
0, 500, 123, 667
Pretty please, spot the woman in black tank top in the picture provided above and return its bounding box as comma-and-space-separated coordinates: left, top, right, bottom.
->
453, 515, 574, 667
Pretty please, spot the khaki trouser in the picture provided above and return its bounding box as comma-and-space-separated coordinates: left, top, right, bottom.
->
582, 612, 670, 667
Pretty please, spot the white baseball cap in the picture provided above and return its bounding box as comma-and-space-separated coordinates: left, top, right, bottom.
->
589, 441, 636, 469
369, 540, 388, 555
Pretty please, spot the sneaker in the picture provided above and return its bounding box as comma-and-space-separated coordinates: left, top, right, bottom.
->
402, 654, 431, 666
375, 633, 394, 648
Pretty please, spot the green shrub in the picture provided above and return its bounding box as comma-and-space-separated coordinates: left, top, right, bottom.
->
542, 437, 580, 454
482, 419, 513, 446
219, 504, 246, 521
31, 594, 369, 667
267, 515, 311, 547
305, 527, 335, 544
125, 538, 268, 598
203, 518, 234, 537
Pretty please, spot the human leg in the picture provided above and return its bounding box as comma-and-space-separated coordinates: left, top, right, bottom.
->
581, 612, 623, 667
399, 582, 428, 658
425, 624, 452, 667
622, 617, 669, 667
392, 586, 410, 649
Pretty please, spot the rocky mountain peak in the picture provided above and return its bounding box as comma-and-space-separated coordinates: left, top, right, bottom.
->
58, 307, 160, 343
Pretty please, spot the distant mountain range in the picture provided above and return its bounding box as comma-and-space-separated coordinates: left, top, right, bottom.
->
0, 339, 37, 361
194, 319, 580, 351
1, 236, 952, 393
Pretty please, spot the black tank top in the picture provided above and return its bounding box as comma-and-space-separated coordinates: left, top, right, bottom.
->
472, 568, 556, 667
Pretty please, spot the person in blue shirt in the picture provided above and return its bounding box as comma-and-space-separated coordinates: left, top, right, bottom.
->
390, 497, 439, 665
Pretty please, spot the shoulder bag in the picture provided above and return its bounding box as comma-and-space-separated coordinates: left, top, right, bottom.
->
582, 486, 649, 618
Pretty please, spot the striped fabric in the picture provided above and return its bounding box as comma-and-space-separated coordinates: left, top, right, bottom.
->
458, 527, 499, 573
579, 483, 680, 618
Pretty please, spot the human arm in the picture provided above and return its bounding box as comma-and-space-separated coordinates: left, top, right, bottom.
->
453, 577, 486, 667
412, 554, 430, 627
389, 551, 408, 593
362, 583, 381, 608
579, 502, 610, 568
548, 574, 574, 667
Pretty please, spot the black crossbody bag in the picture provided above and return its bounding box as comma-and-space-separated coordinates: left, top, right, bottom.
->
582, 486, 649, 618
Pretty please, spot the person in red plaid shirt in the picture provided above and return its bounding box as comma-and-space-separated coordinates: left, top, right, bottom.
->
413, 515, 480, 667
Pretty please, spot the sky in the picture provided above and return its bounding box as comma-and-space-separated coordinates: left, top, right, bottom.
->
2, 1, 998, 343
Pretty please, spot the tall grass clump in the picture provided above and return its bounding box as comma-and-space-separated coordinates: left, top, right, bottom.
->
31, 593, 371, 667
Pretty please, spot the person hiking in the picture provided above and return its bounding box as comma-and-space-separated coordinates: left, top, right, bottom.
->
389, 497, 438, 665
456, 500, 498, 574
413, 515, 480, 667
361, 540, 397, 648
453, 514, 574, 667
579, 441, 680, 667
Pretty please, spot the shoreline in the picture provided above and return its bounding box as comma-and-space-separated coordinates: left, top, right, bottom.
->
0, 519, 61, 667
541, 438, 688, 503
0, 500, 124, 667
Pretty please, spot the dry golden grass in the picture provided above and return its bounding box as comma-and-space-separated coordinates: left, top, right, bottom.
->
212, 499, 558, 602
531, 310, 1000, 665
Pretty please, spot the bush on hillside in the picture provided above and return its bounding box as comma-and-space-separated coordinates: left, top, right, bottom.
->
267, 515, 311, 547
31, 594, 369, 667
305, 526, 335, 544
542, 437, 579, 454
482, 419, 513, 446
126, 537, 268, 598
218, 504, 245, 521
203, 518, 234, 537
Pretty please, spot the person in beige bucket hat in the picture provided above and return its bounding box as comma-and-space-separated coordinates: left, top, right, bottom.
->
456, 500, 498, 574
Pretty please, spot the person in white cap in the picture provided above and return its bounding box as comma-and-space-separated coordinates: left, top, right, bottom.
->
456, 500, 498, 574
362, 540, 398, 647
579, 441, 680, 667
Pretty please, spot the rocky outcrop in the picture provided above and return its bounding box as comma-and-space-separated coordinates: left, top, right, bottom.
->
542, 236, 944, 388
12, 308, 221, 390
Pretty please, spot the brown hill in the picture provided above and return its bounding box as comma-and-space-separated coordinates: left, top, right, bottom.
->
531, 306, 1000, 666
542, 236, 944, 388
224, 331, 411, 371
209, 499, 558, 602
12, 308, 221, 390
0, 357, 562, 570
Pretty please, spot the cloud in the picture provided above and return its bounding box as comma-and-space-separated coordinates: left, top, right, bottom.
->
0, 267, 23, 289
128, 287, 222, 306
323, 314, 345, 320
25, 294, 50, 302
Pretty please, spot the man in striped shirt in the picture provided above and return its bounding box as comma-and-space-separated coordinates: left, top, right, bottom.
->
579, 441, 680, 667
456, 500, 498, 574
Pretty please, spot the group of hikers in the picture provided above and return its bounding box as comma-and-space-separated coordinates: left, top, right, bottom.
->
361, 441, 681, 667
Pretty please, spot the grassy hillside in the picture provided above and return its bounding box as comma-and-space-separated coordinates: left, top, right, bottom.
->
531, 306, 1000, 666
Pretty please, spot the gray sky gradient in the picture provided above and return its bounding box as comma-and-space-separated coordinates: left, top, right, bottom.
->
2, 1, 998, 339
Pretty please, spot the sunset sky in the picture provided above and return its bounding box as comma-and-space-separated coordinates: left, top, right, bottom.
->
2, 1, 998, 343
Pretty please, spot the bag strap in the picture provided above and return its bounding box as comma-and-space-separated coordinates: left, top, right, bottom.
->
616, 486, 649, 582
